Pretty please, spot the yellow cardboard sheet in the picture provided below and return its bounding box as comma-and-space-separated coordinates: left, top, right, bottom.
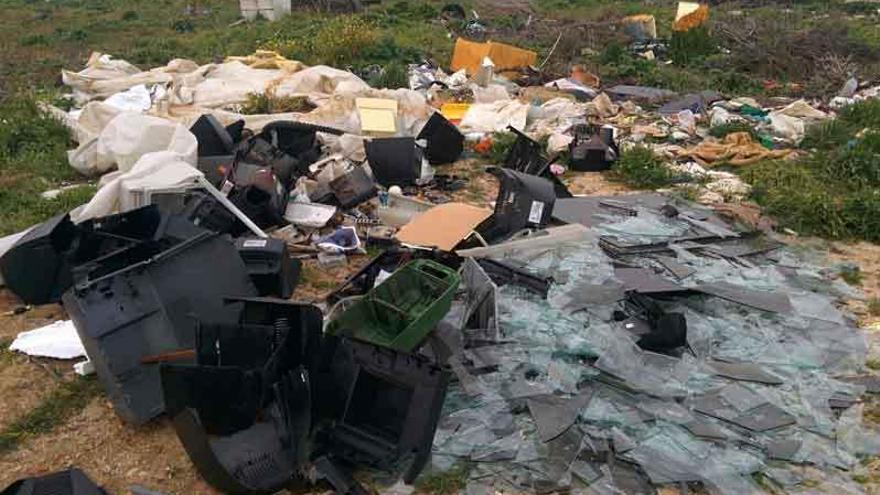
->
450, 39, 537, 75
356, 97, 398, 135
440, 103, 471, 122
673, 2, 710, 32
396, 203, 492, 252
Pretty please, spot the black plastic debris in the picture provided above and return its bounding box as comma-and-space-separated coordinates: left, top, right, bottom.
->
1, 468, 107, 495
0, 212, 78, 305
313, 456, 369, 495
417, 112, 464, 165
1, 206, 207, 305
161, 297, 323, 495
329, 166, 377, 208
191, 115, 241, 187
316, 336, 451, 483
235, 237, 300, 298
364, 137, 423, 187
477, 257, 552, 299
503, 126, 572, 199
190, 114, 237, 157
63, 232, 256, 424
256, 121, 341, 181
619, 291, 687, 353
569, 124, 619, 172
481, 167, 556, 241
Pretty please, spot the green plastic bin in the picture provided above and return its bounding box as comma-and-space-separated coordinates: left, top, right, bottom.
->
325, 259, 460, 351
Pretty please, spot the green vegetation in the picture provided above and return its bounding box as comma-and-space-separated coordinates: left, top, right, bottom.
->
710, 122, 760, 140
840, 265, 864, 286
415, 463, 471, 494
868, 298, 880, 317
0, 377, 102, 455
240, 92, 315, 114
610, 145, 682, 189
0, 96, 96, 235
742, 99, 880, 241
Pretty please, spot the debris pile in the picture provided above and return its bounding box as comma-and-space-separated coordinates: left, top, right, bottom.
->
2, 3, 880, 493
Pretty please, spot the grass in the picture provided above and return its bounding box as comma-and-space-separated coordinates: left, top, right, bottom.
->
239, 92, 316, 114
868, 298, 880, 317
740, 99, 880, 242
0, 377, 103, 455
840, 265, 864, 286
0, 95, 96, 235
415, 462, 471, 494
609, 145, 684, 189
710, 122, 760, 141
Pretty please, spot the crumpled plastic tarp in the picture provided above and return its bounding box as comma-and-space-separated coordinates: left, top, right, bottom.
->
459, 100, 530, 133
71, 150, 202, 223
62, 52, 199, 105
69, 113, 197, 176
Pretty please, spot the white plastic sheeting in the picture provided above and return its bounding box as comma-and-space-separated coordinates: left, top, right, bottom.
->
10, 320, 86, 360
70, 113, 197, 176
459, 100, 530, 133
71, 150, 203, 223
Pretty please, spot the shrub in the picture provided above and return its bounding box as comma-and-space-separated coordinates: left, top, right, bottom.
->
610, 146, 681, 189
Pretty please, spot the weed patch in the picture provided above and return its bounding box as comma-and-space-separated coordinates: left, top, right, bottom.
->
610, 146, 682, 189
742, 99, 880, 241
0, 377, 102, 455
240, 92, 315, 114
868, 298, 880, 317
416, 463, 471, 494
0, 95, 93, 235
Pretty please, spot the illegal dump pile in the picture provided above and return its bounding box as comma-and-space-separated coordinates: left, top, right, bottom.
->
1, 3, 880, 494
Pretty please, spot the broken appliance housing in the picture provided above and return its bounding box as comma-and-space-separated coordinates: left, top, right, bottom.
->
161, 297, 323, 495
479, 167, 557, 242
502, 126, 572, 199
316, 336, 451, 484
364, 137, 424, 187
0, 206, 204, 305
63, 231, 257, 424
569, 124, 619, 172
417, 112, 464, 165
235, 237, 301, 298
161, 300, 451, 492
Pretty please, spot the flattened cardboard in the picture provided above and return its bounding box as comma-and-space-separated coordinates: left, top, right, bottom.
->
396, 203, 492, 252
450, 38, 537, 75
356, 98, 398, 135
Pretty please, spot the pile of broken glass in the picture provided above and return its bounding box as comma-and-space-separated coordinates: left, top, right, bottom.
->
424, 193, 877, 494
